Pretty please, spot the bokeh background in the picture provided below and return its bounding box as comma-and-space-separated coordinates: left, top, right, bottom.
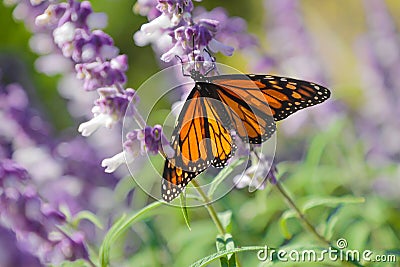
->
0, 0, 399, 266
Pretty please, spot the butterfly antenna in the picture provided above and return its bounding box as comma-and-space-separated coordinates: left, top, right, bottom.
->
175, 55, 190, 77
204, 48, 216, 76
192, 33, 197, 71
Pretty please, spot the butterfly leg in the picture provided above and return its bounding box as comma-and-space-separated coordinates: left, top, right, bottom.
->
175, 55, 191, 77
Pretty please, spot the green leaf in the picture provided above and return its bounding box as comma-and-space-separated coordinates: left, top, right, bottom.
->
59, 260, 91, 267
279, 196, 363, 239
216, 235, 229, 267
99, 214, 126, 267
99, 201, 164, 267
323, 205, 342, 239
302, 196, 365, 212
216, 235, 226, 252
59, 204, 72, 222
217, 210, 232, 233
72, 210, 104, 229
228, 253, 237, 267
279, 210, 296, 239
215, 234, 236, 267
224, 234, 235, 254
189, 246, 266, 267
180, 192, 191, 231
208, 158, 245, 198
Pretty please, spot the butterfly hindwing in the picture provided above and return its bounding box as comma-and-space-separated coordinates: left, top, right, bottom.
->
161, 159, 202, 202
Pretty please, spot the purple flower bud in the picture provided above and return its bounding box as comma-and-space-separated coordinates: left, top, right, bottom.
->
41, 203, 67, 223
134, 0, 162, 21
0, 158, 29, 182
76, 57, 127, 91
35, 3, 68, 27
57, 231, 89, 261
143, 125, 163, 155
157, 0, 193, 16
194, 23, 214, 47
97, 88, 137, 118
58, 0, 92, 28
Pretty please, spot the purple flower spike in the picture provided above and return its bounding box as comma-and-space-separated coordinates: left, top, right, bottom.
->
34, 0, 135, 138
134, 0, 256, 72
78, 87, 138, 137
102, 125, 165, 173
76, 54, 128, 91
0, 159, 89, 265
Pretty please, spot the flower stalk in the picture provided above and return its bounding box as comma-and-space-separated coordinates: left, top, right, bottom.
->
191, 180, 226, 236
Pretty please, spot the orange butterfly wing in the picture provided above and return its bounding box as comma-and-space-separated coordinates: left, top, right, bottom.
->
162, 89, 234, 201
162, 74, 331, 201
211, 74, 331, 143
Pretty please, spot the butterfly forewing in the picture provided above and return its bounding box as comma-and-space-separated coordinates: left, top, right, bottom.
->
211, 75, 277, 144
162, 87, 234, 201
211, 74, 331, 142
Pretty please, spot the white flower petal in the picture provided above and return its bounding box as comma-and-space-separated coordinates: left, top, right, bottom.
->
78, 114, 114, 136
100, 45, 119, 60
248, 176, 266, 192
208, 39, 234, 56
35, 12, 51, 26
35, 54, 72, 75
87, 12, 108, 29
81, 44, 96, 61
171, 13, 181, 26
141, 14, 172, 33
29, 34, 54, 55
53, 22, 76, 46
160, 44, 183, 62
102, 151, 126, 173
12, 2, 29, 21
233, 174, 251, 189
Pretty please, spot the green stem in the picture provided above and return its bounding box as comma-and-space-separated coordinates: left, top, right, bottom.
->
191, 180, 226, 236
274, 181, 331, 246
191, 180, 243, 267
275, 182, 361, 267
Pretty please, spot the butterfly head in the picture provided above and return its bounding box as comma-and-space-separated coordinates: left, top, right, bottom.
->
190, 69, 207, 82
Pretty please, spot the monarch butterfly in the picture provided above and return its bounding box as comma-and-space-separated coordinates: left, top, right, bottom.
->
162, 66, 331, 202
